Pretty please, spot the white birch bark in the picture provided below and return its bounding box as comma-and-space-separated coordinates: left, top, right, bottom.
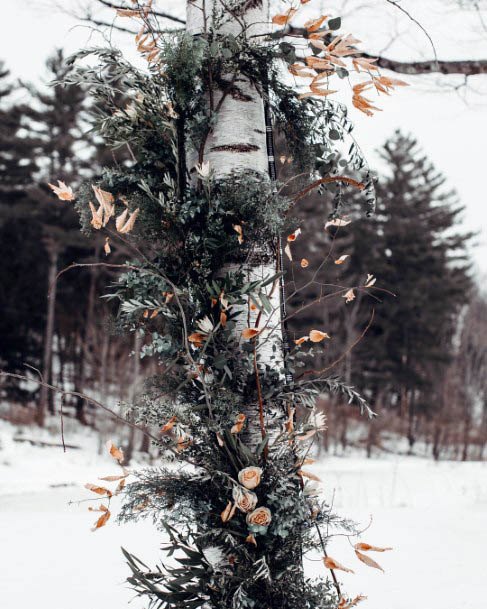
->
186, 0, 284, 443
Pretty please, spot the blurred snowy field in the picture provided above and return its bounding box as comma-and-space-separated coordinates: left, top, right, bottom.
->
1, 419, 486, 609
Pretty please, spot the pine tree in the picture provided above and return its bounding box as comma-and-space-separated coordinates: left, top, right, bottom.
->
23, 50, 95, 425
0, 62, 47, 401
287, 132, 472, 454
371, 132, 471, 442
0, 53, 99, 422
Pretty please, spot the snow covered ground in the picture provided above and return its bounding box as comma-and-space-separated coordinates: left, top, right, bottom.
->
1, 419, 486, 609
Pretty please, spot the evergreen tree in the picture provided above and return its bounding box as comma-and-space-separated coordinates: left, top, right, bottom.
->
0, 62, 47, 401
369, 132, 471, 442
0, 53, 98, 421
287, 132, 472, 453
22, 49, 96, 424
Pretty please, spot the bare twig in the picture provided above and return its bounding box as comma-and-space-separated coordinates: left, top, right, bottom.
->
1, 371, 159, 442
95, 0, 185, 24
296, 309, 376, 380
291, 176, 365, 205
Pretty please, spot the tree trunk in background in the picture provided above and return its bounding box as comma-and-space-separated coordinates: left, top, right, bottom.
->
75, 245, 100, 424
37, 238, 59, 427
186, 0, 284, 449
125, 332, 141, 464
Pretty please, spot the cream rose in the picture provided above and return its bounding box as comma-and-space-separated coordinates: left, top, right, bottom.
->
238, 466, 262, 490
246, 507, 272, 533
232, 486, 258, 513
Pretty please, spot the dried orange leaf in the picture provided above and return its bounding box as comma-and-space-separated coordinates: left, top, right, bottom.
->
176, 435, 191, 453
355, 549, 384, 571
88, 503, 108, 513
104, 237, 111, 256
334, 255, 349, 265
118, 208, 139, 234
242, 328, 260, 340
161, 415, 177, 433
48, 180, 75, 201
343, 288, 356, 304
92, 508, 111, 531
287, 228, 302, 242
323, 556, 354, 573
354, 542, 392, 552
189, 332, 206, 348
115, 209, 128, 232
364, 273, 376, 287
300, 258, 309, 268
85, 483, 112, 497
233, 224, 244, 244
106, 440, 124, 464
89, 202, 103, 230
231, 413, 246, 434
298, 469, 322, 482
272, 9, 297, 25
99, 474, 127, 482
294, 336, 309, 346
304, 15, 328, 32
309, 330, 331, 342
338, 595, 367, 609
245, 533, 257, 546
221, 501, 236, 523
92, 185, 114, 222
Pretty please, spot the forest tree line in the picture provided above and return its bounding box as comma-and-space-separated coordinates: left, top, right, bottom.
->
0, 51, 485, 460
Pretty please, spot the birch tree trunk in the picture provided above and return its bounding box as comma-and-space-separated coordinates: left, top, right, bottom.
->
186, 0, 284, 448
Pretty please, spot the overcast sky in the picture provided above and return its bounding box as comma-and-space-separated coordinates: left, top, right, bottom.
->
2, 0, 487, 272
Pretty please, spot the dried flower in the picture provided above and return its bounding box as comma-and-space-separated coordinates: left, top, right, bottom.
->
246, 507, 272, 533
238, 466, 262, 490
232, 486, 258, 513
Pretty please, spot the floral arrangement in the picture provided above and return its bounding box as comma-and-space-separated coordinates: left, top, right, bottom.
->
48, 1, 403, 607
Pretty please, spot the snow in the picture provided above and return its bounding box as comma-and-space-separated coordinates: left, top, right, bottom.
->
1, 419, 486, 609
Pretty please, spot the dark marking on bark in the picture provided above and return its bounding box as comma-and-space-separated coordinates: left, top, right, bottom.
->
254, 129, 265, 134
210, 144, 260, 153
216, 76, 253, 102
229, 0, 263, 17
229, 87, 253, 102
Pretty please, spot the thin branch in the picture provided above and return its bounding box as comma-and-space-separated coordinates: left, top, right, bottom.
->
291, 176, 365, 205
95, 0, 185, 24
1, 371, 160, 443
363, 53, 487, 76
384, 0, 439, 69
77, 14, 139, 34
267, 25, 487, 76
296, 309, 376, 380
